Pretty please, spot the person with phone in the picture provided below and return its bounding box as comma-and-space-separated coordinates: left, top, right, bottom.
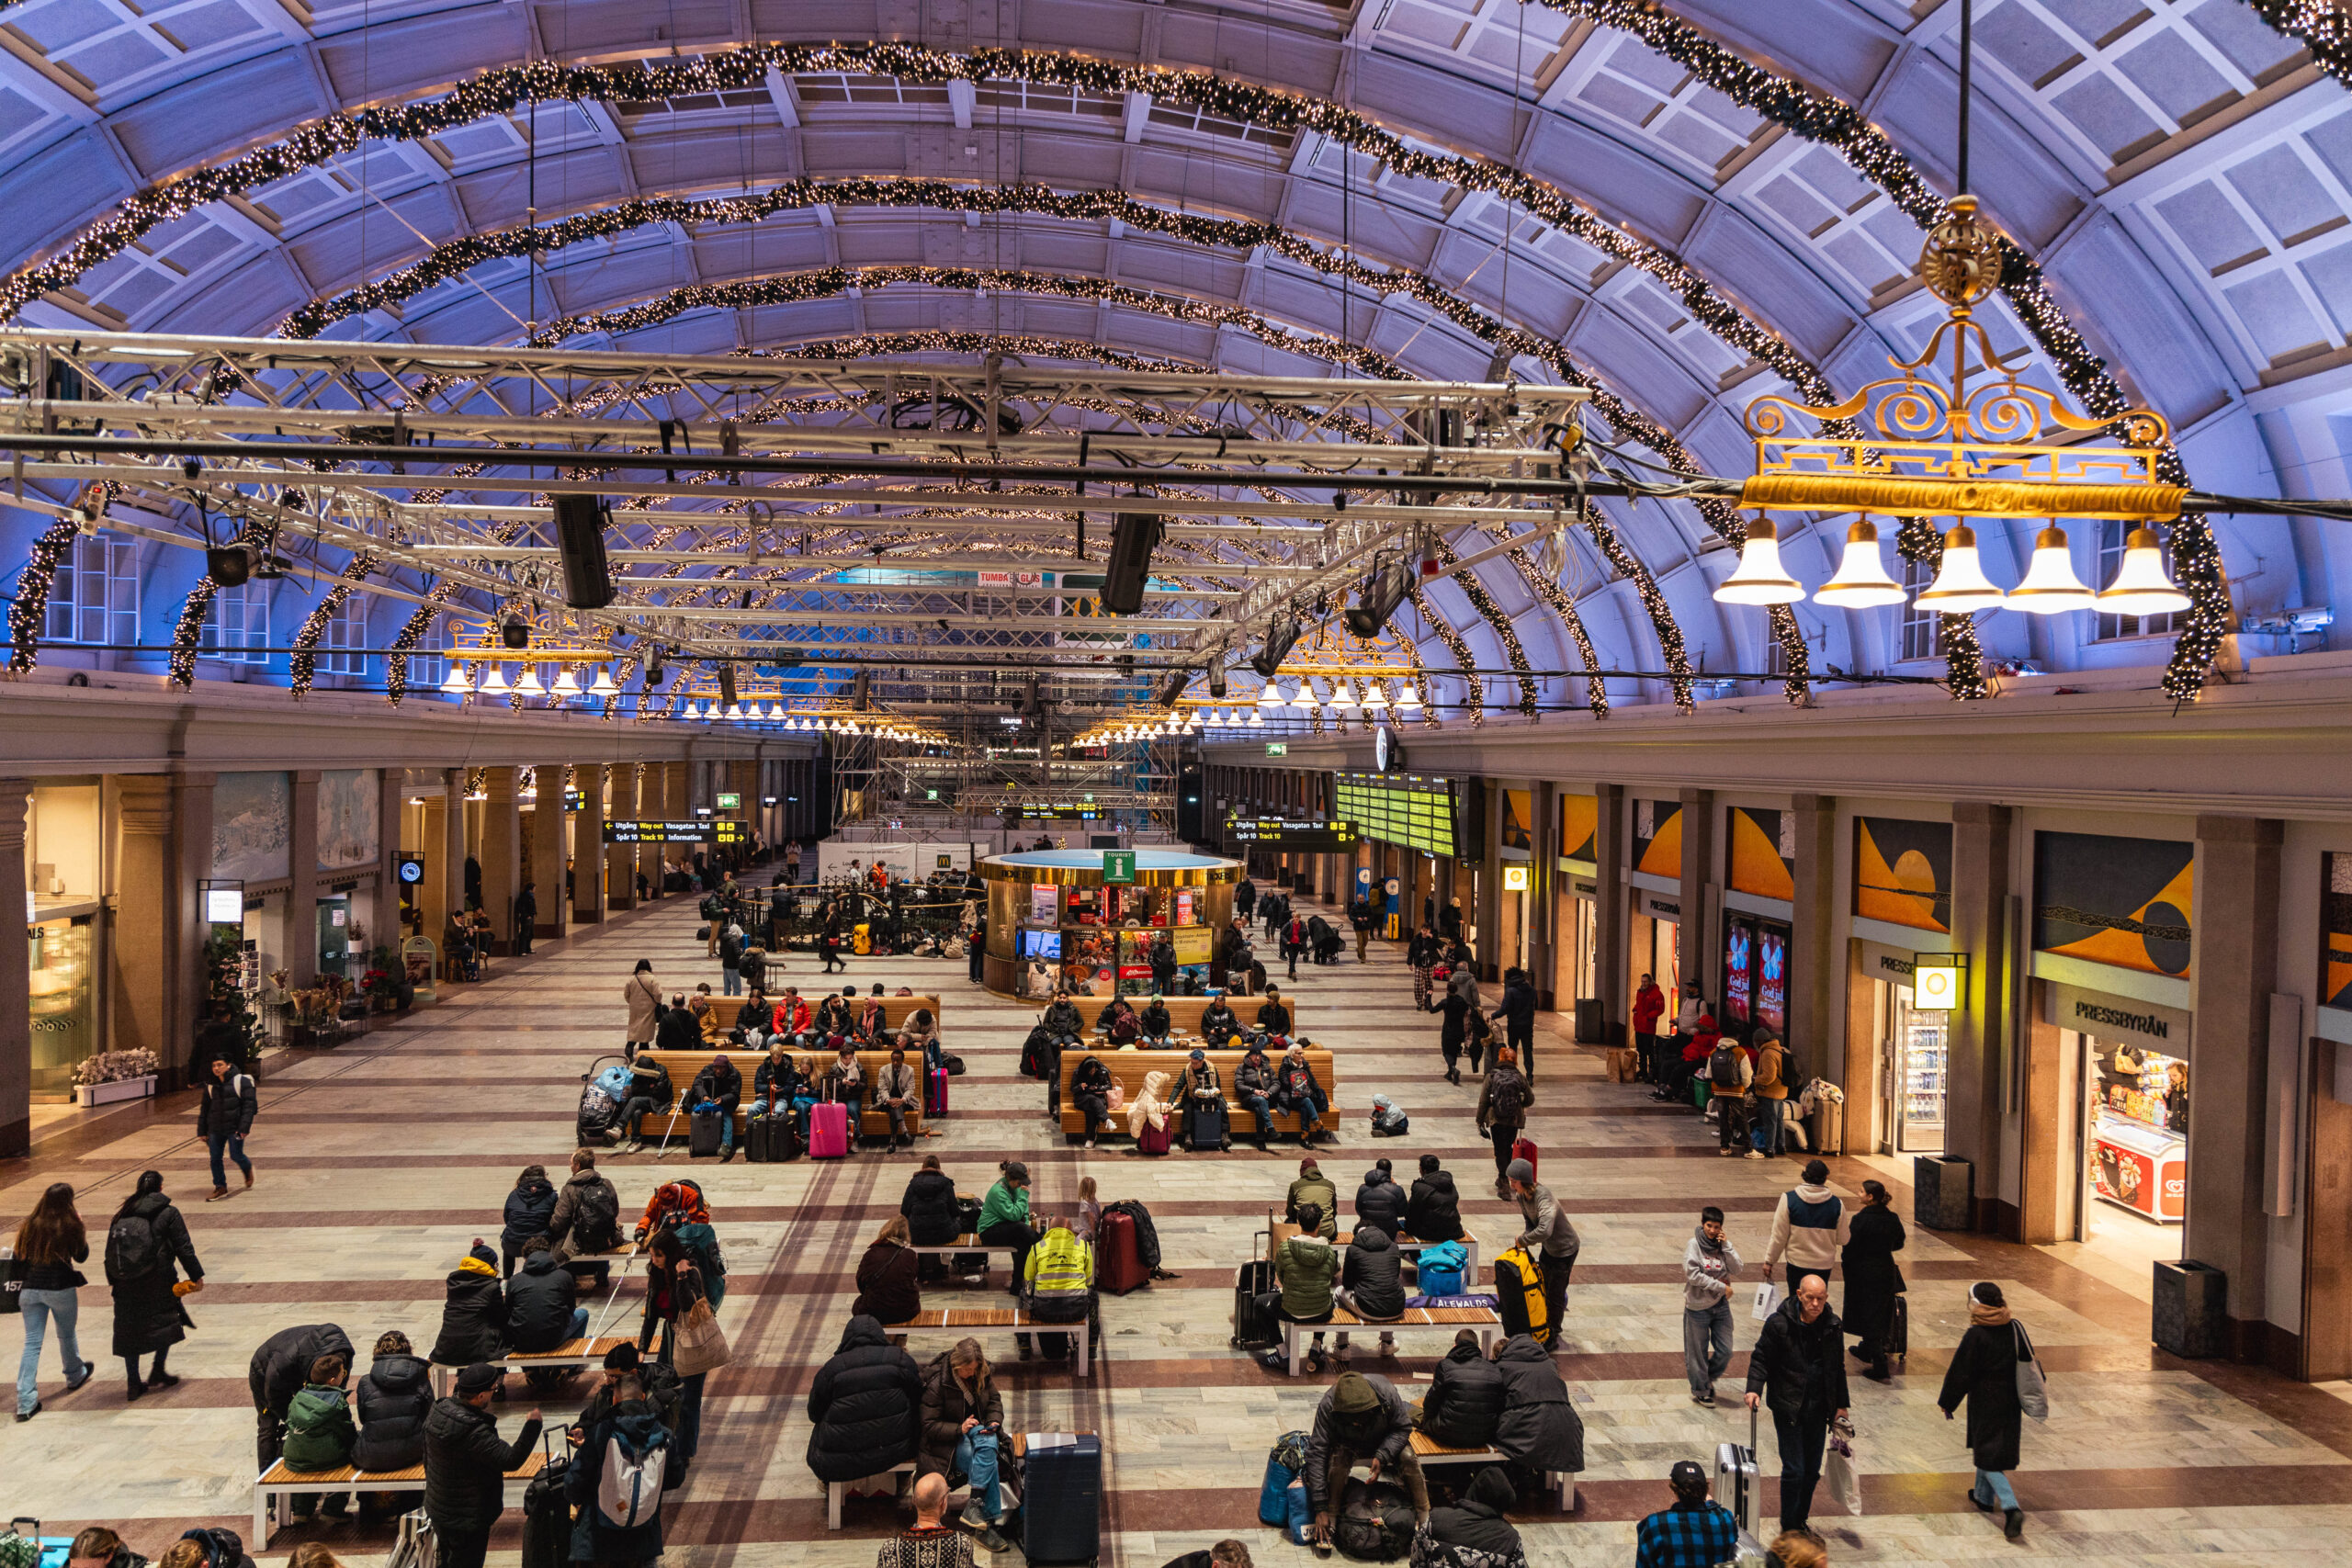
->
918, 1339, 1010, 1552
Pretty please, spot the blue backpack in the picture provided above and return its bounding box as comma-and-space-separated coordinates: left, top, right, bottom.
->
1260, 1428, 1308, 1525
1416, 1240, 1468, 1296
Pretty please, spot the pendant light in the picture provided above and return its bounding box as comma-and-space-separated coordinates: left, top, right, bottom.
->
1247, 707, 1264, 727
1713, 519, 1805, 604
440, 663, 473, 694
1258, 679, 1284, 706
551, 667, 582, 696
1329, 684, 1357, 709
1397, 682, 1423, 710
1362, 684, 1389, 709
1289, 682, 1317, 707
515, 666, 546, 695
2095, 525, 2190, 616
589, 665, 617, 695
2006, 525, 2096, 615
480, 664, 510, 694
725, 702, 744, 720
1913, 524, 2007, 612
1812, 521, 1907, 609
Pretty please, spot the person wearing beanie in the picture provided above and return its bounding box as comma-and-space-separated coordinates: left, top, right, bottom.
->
1760, 1160, 1849, 1291
1303, 1371, 1427, 1555
429, 1241, 507, 1369
1286, 1160, 1339, 1239
1634, 1461, 1738, 1568
1938, 1281, 2031, 1541
422, 1363, 541, 1568
1506, 1160, 1578, 1348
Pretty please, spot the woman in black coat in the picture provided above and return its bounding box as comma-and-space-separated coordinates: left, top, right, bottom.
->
1439, 986, 1471, 1084
105, 1170, 201, 1397
1839, 1179, 1905, 1382
1937, 1281, 2030, 1540
805, 1314, 922, 1483
352, 1330, 435, 1517
499, 1165, 557, 1279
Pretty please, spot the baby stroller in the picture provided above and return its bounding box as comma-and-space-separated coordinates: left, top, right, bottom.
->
1308, 917, 1344, 965
577, 1054, 628, 1146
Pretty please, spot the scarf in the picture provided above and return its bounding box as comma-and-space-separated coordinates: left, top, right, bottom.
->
1969, 1299, 2012, 1328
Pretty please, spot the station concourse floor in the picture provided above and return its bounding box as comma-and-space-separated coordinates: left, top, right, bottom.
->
6, 891, 2348, 1568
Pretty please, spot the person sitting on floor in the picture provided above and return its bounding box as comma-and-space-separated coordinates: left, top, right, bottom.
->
1304, 1371, 1430, 1553
1415, 1466, 1524, 1568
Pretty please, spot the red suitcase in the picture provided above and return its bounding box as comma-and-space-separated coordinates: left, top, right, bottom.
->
809, 1100, 851, 1158
926, 1066, 948, 1116
1136, 1117, 1172, 1156
1511, 1136, 1538, 1179
1097, 1210, 1148, 1294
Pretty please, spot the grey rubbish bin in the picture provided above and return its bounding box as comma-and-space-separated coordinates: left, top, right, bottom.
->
2154, 1259, 2227, 1359
1914, 1154, 1973, 1230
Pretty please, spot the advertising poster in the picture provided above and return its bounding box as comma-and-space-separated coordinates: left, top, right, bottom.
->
1758, 927, 1788, 1037
1030, 884, 1058, 922
1172, 927, 1211, 964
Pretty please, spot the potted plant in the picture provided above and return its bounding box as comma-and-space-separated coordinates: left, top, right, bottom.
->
72, 1049, 160, 1108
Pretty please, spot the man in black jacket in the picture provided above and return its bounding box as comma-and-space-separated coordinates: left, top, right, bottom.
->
248, 1322, 354, 1472
805, 1314, 923, 1484
198, 1055, 258, 1202
423, 1365, 542, 1568
1743, 1274, 1849, 1539
1234, 1045, 1277, 1151
1353, 1162, 1407, 1237
1405, 1156, 1464, 1243
512, 883, 537, 956
1415, 1331, 1506, 1448
1256, 987, 1292, 1039
1420, 1466, 1521, 1561
687, 1054, 743, 1161
1489, 968, 1539, 1083
619, 1054, 676, 1153
504, 1238, 587, 1352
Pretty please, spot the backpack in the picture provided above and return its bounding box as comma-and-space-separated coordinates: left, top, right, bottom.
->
107, 1211, 164, 1281
1709, 1044, 1746, 1089
1020, 1025, 1052, 1079
1491, 1077, 1527, 1122
573, 1180, 622, 1253
595, 1426, 671, 1528
1260, 1429, 1309, 1525
1333, 1478, 1416, 1562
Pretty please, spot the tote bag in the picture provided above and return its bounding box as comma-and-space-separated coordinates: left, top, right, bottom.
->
2013, 1322, 2049, 1420
672, 1296, 732, 1377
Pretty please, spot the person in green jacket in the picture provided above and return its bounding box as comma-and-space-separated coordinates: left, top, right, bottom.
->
1286, 1158, 1339, 1239
1261, 1203, 1342, 1373
280, 1350, 358, 1517
977, 1161, 1043, 1356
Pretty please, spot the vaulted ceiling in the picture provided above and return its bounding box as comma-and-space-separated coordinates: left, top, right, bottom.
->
2, 0, 2347, 719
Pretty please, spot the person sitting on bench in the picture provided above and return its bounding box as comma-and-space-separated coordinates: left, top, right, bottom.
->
1258, 1201, 1341, 1373
1200, 996, 1241, 1047
1179, 1049, 1227, 1153
1257, 987, 1293, 1039
1274, 1043, 1328, 1146
686, 1054, 741, 1163
1070, 1055, 1116, 1150
1096, 997, 1140, 1045
1333, 1224, 1404, 1368
1139, 996, 1174, 1047
876, 1047, 922, 1151
504, 1237, 588, 1352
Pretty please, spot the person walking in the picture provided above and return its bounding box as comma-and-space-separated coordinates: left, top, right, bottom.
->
1438, 978, 1472, 1087
423, 1364, 542, 1568
105, 1170, 200, 1399
635, 1228, 713, 1463
512, 883, 537, 957
1489, 968, 1538, 1084
1681, 1206, 1740, 1407
1350, 897, 1374, 963
1505, 1159, 1577, 1346
623, 960, 662, 1057
1939, 1281, 2034, 1541
1841, 1179, 1906, 1382
1632, 973, 1667, 1085
1475, 1048, 1532, 1195
12, 1183, 92, 1421
1760, 1161, 1849, 1292
1743, 1273, 1849, 1542
1408, 925, 1441, 1013
197, 1054, 257, 1201
786, 841, 803, 884
718, 921, 746, 997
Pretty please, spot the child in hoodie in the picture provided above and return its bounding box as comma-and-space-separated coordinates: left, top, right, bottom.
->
280, 1351, 357, 1516
1683, 1206, 1743, 1406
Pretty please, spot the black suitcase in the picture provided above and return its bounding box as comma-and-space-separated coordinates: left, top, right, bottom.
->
689, 1108, 724, 1157
1186, 1098, 1229, 1150
1890, 1293, 1908, 1366
743, 1114, 773, 1163
1231, 1258, 1278, 1348
1020, 1433, 1102, 1564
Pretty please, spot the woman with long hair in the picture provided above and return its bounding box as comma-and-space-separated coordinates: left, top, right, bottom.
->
14, 1183, 92, 1420
637, 1226, 711, 1463
854, 1215, 922, 1325
105, 1170, 202, 1399
1841, 1179, 1906, 1382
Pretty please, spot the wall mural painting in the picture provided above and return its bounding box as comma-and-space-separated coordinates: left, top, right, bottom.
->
1728, 807, 1796, 902
1633, 798, 1681, 879
1501, 789, 1533, 854
211, 772, 290, 882
1559, 794, 1598, 863
2033, 830, 2194, 979
2321, 852, 2352, 1009
1853, 818, 1952, 935
317, 768, 381, 871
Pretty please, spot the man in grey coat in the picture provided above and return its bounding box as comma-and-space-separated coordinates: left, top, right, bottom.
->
1507, 1159, 1578, 1348
1303, 1371, 1430, 1554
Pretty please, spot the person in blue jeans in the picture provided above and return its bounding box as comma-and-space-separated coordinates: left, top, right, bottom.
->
13, 1183, 94, 1420
922, 1337, 1012, 1552
1939, 1281, 2033, 1542
197, 1055, 257, 1201
686, 1054, 742, 1161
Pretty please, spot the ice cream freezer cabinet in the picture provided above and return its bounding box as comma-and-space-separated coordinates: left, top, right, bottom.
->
2091, 1111, 2186, 1223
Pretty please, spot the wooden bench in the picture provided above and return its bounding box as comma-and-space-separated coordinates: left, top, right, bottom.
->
1056, 1047, 1339, 1140
826, 1461, 918, 1530
1277, 1223, 1480, 1287
886, 1305, 1091, 1378
255, 1452, 547, 1545
1408, 1430, 1577, 1514
429, 1334, 639, 1397
1055, 995, 1305, 1041
1282, 1304, 1501, 1376
698, 992, 942, 1033
636, 1047, 926, 1140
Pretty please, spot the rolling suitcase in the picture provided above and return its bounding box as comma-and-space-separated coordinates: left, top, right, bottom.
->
742, 1113, 773, 1163
1493, 1246, 1547, 1344
1185, 1097, 1228, 1150
1889, 1292, 1908, 1366
1511, 1136, 1538, 1179
808, 1100, 851, 1158
1019, 1432, 1102, 1565
1231, 1257, 1278, 1346
927, 1066, 949, 1116
688, 1108, 724, 1157
1716, 1405, 1767, 1562
1136, 1116, 1172, 1156
1097, 1210, 1149, 1296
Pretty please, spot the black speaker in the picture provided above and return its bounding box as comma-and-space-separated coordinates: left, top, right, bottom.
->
552, 494, 614, 610
1207, 663, 1227, 699
1102, 513, 1162, 615
1250, 612, 1300, 679
500, 615, 531, 650
1345, 558, 1413, 638
206, 546, 252, 588
851, 670, 871, 711
718, 664, 739, 706
1158, 669, 1188, 706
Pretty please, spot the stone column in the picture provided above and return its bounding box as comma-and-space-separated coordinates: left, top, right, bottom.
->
1478, 777, 1503, 982
1946, 802, 2015, 1231
288, 771, 321, 993
423, 768, 465, 943
2188, 814, 2284, 1359
1677, 787, 1714, 997
532, 764, 571, 941
112, 776, 176, 1077
573, 764, 607, 924
480, 768, 521, 954
0, 780, 32, 1156
372, 768, 405, 949
605, 764, 638, 911
1789, 793, 1839, 1084
639, 761, 667, 899
172, 771, 216, 1072
1593, 784, 1628, 1043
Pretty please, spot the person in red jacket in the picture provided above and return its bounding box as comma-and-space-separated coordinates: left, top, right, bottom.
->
1675, 1014, 1723, 1111
1632, 974, 1668, 1086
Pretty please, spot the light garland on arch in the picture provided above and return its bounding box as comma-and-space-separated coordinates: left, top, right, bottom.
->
1579, 497, 1695, 713
1430, 538, 1541, 718
166, 514, 273, 688
1405, 585, 1483, 727
1493, 538, 1608, 719
288, 553, 379, 699
6, 514, 81, 677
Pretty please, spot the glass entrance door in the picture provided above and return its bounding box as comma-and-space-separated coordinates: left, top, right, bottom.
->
1891, 983, 1947, 1152
316, 896, 351, 979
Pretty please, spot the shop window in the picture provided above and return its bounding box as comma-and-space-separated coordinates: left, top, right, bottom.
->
320, 592, 368, 676
200, 582, 268, 662
2093, 520, 2180, 641
1897, 557, 1940, 662
45, 534, 137, 647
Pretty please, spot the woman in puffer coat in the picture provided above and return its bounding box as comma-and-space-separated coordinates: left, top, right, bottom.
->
1490, 1334, 1584, 1475
427, 1242, 505, 1367
1125, 1070, 1170, 1142
1417, 1331, 1507, 1448
351, 1329, 434, 1519
499, 1164, 557, 1279
805, 1314, 922, 1483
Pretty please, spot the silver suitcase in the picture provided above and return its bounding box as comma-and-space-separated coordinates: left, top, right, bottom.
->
1714, 1406, 1770, 1564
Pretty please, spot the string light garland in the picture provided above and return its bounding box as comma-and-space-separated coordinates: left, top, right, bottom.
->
2247, 2, 2352, 81
1495, 539, 1609, 718
1431, 538, 1541, 717
1580, 498, 1695, 713
165, 515, 271, 688
1405, 584, 1482, 726
288, 553, 379, 699
6, 515, 79, 677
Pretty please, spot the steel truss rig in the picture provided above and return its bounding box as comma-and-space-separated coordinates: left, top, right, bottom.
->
0, 328, 1600, 683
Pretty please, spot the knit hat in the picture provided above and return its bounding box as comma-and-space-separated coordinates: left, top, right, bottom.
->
1506, 1158, 1534, 1186
1331, 1371, 1379, 1414
455, 1363, 503, 1395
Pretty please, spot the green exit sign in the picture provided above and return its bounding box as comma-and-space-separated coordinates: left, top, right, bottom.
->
716, 793, 741, 809
1102, 850, 1136, 884
926, 788, 939, 801
1265, 742, 1288, 756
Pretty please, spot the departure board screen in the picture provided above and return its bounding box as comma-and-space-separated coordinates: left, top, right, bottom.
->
1332, 772, 1457, 857
1225, 817, 1360, 852
1019, 803, 1102, 821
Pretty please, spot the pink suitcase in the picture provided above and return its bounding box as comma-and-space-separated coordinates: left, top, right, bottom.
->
926, 1066, 948, 1116
809, 1100, 851, 1158
1136, 1116, 1171, 1156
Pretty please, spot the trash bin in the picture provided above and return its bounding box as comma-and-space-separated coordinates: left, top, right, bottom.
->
2154, 1259, 2226, 1359
1914, 1154, 1973, 1230
1574, 998, 1605, 1043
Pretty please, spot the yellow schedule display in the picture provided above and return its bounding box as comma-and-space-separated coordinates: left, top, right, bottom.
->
1333, 772, 1458, 858
602, 819, 748, 845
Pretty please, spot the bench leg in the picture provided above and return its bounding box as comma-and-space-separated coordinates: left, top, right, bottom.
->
254, 1491, 269, 1550
1286, 1325, 1300, 1377
829, 1481, 844, 1530
1557, 1473, 1577, 1514
1077, 1320, 1090, 1380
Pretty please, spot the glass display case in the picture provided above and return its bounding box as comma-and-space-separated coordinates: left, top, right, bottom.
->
2090, 1046, 2186, 1224
28, 917, 95, 1099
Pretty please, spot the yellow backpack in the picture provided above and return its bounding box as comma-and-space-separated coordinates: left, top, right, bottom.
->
1495, 1245, 1549, 1342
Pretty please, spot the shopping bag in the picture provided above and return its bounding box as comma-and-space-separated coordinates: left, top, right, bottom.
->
671, 1297, 732, 1376
385, 1510, 437, 1568
1821, 1419, 1862, 1516
1750, 1280, 1781, 1322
